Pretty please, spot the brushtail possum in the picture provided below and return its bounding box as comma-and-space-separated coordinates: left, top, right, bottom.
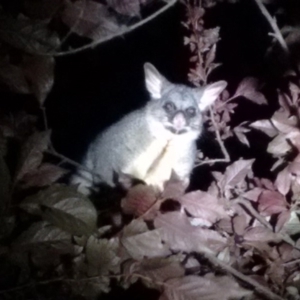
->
71, 63, 227, 195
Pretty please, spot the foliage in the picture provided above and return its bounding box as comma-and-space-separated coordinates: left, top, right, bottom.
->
1, 1, 300, 300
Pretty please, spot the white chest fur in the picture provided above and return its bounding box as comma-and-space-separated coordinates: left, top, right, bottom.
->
122, 137, 178, 190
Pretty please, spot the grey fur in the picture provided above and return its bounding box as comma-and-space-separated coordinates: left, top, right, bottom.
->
70, 63, 227, 195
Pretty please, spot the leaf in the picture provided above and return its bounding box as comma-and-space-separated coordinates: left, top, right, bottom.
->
106, 0, 141, 17
220, 159, 255, 190
14, 221, 71, 247
234, 130, 250, 147
20, 185, 97, 236
205, 44, 216, 69
0, 56, 31, 94
62, 0, 123, 41
121, 184, 158, 219
154, 212, 226, 254
280, 211, 300, 235
275, 210, 291, 233
22, 55, 55, 106
243, 226, 279, 243
275, 166, 291, 196
250, 119, 277, 137
86, 236, 120, 276
15, 131, 50, 182
232, 215, 247, 235
161, 274, 252, 300
271, 116, 298, 134
267, 134, 291, 156
123, 256, 185, 290
258, 190, 288, 216
21, 163, 68, 188
241, 188, 263, 202
178, 191, 228, 226
162, 171, 187, 199
0, 55, 54, 104
0, 14, 60, 53
122, 221, 170, 260
234, 77, 267, 105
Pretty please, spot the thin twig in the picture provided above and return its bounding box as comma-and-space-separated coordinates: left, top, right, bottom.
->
40, 106, 48, 131
43, 0, 177, 57
204, 252, 286, 300
195, 107, 230, 167
253, 0, 289, 54
233, 198, 300, 252
46, 148, 102, 181
284, 258, 300, 267
233, 198, 273, 230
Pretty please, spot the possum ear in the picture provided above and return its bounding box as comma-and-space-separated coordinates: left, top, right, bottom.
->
197, 81, 227, 111
144, 63, 169, 99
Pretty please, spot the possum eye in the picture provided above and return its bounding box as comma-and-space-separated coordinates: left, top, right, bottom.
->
186, 107, 196, 118
163, 102, 176, 113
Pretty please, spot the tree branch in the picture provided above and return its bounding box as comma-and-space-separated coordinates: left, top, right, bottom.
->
48, 0, 178, 57
195, 107, 230, 167
46, 148, 102, 182
204, 252, 285, 300
253, 0, 289, 54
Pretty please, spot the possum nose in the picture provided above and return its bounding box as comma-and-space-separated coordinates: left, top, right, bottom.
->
173, 112, 186, 130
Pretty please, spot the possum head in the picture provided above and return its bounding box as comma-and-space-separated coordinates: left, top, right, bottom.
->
144, 62, 227, 138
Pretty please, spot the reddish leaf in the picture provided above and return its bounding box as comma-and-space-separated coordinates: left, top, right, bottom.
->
241, 188, 263, 202
258, 190, 288, 216
121, 184, 158, 219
